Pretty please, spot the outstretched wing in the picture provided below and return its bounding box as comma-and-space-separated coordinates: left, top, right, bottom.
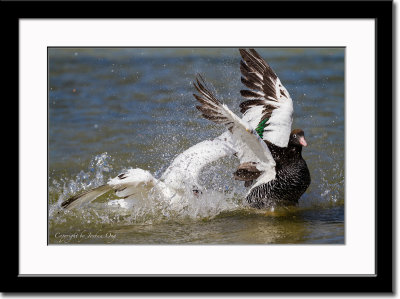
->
193, 75, 276, 182
239, 48, 293, 147
61, 169, 159, 210
61, 185, 111, 210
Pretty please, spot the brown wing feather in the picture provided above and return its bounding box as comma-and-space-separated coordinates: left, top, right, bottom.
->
193, 75, 234, 131
239, 48, 279, 103
238, 48, 289, 139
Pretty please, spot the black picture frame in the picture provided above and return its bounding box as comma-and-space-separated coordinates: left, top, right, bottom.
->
7, 0, 392, 293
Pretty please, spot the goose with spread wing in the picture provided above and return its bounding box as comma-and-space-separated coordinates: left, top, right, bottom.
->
60, 48, 309, 211
194, 48, 310, 208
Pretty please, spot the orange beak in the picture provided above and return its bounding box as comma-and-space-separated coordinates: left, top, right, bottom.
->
299, 136, 308, 147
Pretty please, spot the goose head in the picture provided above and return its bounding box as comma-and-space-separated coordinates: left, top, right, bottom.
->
289, 129, 308, 147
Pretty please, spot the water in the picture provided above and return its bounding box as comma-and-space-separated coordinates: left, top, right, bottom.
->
48, 48, 344, 244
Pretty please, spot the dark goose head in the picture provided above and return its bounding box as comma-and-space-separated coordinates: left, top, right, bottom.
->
289, 129, 308, 147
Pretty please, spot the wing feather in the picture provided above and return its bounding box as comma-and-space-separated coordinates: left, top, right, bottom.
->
239, 48, 293, 147
193, 74, 276, 182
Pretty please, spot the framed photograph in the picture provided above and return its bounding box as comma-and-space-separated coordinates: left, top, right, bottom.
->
10, 0, 392, 293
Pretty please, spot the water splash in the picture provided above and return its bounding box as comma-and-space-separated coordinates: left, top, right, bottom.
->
49, 153, 113, 217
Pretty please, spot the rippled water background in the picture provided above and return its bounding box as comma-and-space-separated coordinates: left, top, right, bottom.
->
48, 48, 344, 244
